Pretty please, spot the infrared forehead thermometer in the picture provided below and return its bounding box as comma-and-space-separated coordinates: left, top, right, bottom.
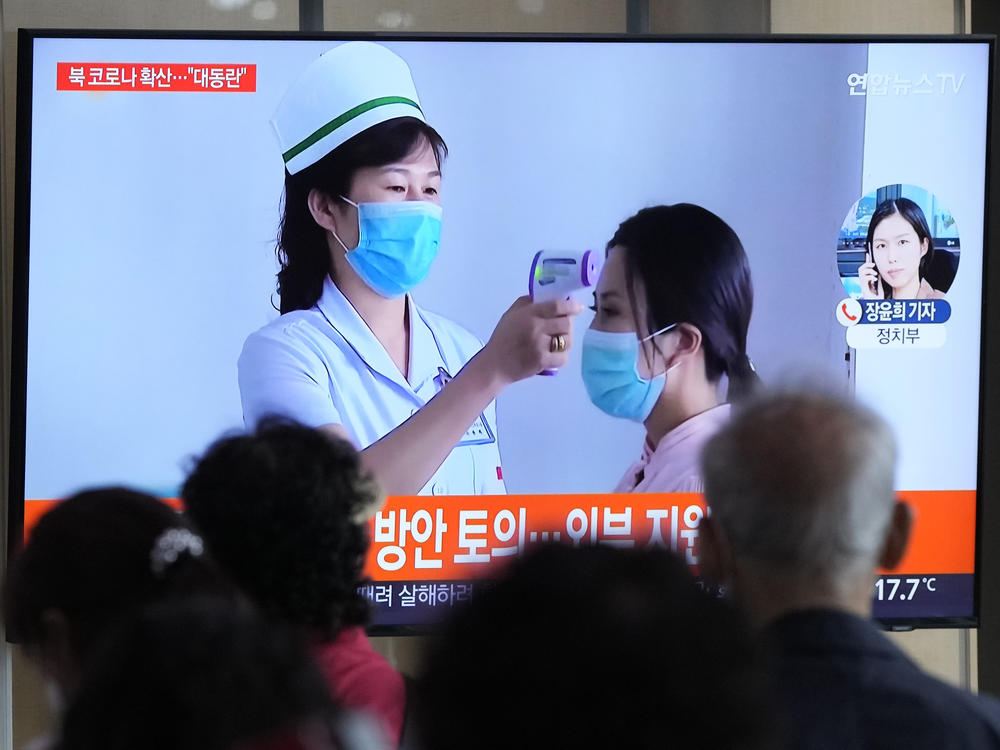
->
528, 250, 602, 375
529, 250, 601, 303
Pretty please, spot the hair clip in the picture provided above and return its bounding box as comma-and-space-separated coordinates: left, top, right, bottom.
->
150, 528, 204, 577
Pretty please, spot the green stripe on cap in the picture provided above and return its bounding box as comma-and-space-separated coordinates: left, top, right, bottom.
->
282, 96, 422, 164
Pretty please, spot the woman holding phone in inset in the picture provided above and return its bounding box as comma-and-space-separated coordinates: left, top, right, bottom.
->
858, 197, 946, 300
582, 204, 759, 493
239, 43, 583, 506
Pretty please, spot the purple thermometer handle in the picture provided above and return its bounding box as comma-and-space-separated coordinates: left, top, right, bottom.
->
530, 249, 598, 376
530, 250, 558, 375
544, 250, 595, 375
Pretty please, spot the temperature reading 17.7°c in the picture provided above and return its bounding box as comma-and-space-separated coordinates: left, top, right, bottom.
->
874, 577, 937, 601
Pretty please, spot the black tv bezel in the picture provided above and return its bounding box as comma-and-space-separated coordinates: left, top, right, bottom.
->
8, 29, 995, 635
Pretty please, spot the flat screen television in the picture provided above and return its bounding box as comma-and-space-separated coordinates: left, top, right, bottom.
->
9, 30, 992, 631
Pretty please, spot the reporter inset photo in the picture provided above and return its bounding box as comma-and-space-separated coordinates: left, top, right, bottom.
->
837, 185, 960, 301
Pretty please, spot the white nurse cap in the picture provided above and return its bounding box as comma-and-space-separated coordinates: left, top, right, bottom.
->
271, 41, 426, 175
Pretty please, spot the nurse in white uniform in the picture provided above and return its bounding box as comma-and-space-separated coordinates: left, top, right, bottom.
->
239, 42, 582, 503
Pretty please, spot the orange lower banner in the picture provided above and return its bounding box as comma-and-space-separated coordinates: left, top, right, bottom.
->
359, 490, 976, 581
22, 490, 974, 580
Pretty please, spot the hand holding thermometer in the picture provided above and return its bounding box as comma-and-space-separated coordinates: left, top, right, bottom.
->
528, 250, 602, 375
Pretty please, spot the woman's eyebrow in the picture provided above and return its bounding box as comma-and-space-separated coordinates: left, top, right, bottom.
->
599, 290, 622, 301
378, 166, 441, 178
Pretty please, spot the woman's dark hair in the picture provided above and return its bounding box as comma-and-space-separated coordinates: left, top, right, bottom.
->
2, 487, 231, 659
277, 116, 448, 314
865, 197, 935, 299
609, 203, 759, 402
418, 544, 776, 750
56, 597, 339, 750
181, 420, 378, 639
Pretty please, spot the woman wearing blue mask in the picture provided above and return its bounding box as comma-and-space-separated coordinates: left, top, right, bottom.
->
239, 42, 581, 506
582, 204, 758, 493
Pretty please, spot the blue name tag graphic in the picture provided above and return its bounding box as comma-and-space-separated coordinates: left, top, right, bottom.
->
859, 299, 951, 324
458, 412, 495, 446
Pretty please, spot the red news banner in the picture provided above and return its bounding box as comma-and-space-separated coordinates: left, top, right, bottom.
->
23, 491, 973, 580
56, 62, 257, 92
360, 491, 975, 581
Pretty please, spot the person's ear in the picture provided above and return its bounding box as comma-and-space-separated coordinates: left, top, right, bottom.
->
656, 322, 702, 372
671, 323, 702, 362
698, 514, 733, 588
919, 237, 929, 259
878, 499, 913, 570
307, 189, 346, 235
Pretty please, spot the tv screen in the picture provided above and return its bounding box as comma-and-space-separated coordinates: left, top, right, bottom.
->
10, 31, 990, 629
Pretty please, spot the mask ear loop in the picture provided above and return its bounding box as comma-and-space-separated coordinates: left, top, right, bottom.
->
639, 322, 679, 377
639, 322, 678, 343
331, 195, 360, 253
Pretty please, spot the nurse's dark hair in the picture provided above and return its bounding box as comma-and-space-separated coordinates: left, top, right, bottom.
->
609, 203, 759, 403
181, 419, 379, 639
865, 197, 935, 300
276, 116, 448, 314
2, 488, 233, 659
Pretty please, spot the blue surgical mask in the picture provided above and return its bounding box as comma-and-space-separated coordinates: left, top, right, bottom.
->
333, 198, 442, 298
581, 324, 677, 422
